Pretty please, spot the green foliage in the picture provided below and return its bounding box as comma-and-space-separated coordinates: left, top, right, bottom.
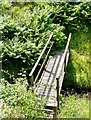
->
0, 78, 47, 118
65, 24, 91, 91
49, 2, 91, 30
59, 94, 89, 118
1, 2, 66, 80
1, 1, 91, 87
1, 2, 91, 118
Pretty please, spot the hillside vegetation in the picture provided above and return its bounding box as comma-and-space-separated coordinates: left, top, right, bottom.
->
64, 24, 91, 91
1, 2, 91, 89
0, 1, 91, 118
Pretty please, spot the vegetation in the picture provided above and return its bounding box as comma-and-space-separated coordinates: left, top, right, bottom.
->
64, 24, 91, 91
1, 2, 91, 85
0, 78, 47, 118
0, 1, 91, 118
59, 94, 89, 118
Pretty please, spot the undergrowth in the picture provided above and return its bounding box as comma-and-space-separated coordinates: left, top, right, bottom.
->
59, 94, 89, 118
64, 24, 91, 91
0, 78, 47, 118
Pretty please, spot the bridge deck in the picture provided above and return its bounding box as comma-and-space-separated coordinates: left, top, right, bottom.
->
36, 50, 68, 106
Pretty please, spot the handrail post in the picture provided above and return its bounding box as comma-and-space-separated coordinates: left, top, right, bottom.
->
64, 52, 67, 72
30, 74, 34, 92
69, 35, 71, 53
53, 106, 57, 118
56, 77, 59, 110
43, 51, 46, 70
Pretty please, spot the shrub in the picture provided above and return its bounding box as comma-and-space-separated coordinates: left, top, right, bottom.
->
0, 78, 47, 118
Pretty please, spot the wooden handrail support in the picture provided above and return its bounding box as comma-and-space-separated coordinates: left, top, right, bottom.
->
29, 32, 53, 87
56, 33, 71, 109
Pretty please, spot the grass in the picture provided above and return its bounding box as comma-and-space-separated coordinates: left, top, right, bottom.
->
59, 23, 90, 118
59, 94, 89, 118
63, 24, 91, 91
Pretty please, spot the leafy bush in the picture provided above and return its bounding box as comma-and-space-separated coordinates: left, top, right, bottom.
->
1, 1, 91, 87
0, 78, 47, 118
1, 3, 66, 81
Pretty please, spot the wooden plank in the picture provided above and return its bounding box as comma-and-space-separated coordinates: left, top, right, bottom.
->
46, 100, 57, 108
36, 87, 57, 97
36, 51, 64, 102
28, 107, 53, 113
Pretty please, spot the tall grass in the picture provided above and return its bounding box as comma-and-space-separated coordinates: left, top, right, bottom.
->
64, 24, 91, 91
59, 94, 89, 118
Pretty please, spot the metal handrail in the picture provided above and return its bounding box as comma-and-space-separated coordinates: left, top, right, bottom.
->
29, 32, 53, 86
56, 33, 71, 79
56, 33, 71, 110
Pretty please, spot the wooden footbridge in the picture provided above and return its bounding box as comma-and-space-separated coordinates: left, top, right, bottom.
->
28, 33, 71, 118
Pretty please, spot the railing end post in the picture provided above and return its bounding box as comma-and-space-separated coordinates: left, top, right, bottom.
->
30, 74, 33, 86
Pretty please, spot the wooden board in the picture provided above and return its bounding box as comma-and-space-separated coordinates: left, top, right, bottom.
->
35, 50, 65, 106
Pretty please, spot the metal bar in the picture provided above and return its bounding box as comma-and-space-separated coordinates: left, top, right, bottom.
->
29, 32, 53, 77
56, 33, 71, 79
34, 43, 53, 84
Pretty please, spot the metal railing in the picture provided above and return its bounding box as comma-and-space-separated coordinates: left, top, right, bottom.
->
29, 32, 54, 87
56, 33, 71, 109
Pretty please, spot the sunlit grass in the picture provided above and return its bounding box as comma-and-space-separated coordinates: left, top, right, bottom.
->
59, 94, 89, 118
65, 24, 91, 90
